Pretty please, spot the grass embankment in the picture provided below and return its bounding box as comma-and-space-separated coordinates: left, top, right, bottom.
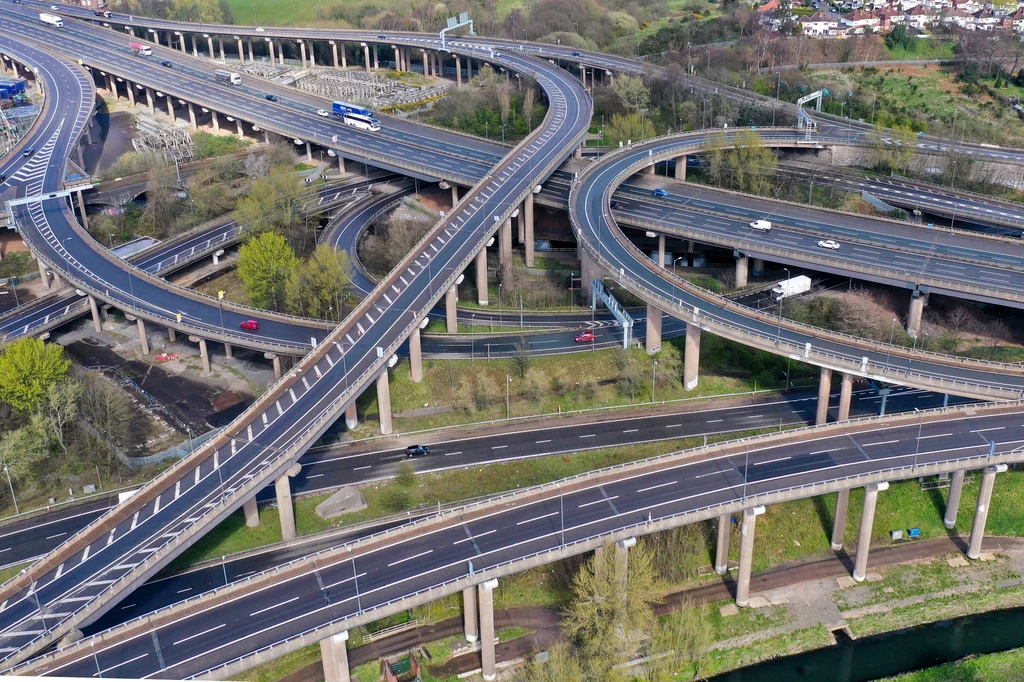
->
880, 647, 1024, 682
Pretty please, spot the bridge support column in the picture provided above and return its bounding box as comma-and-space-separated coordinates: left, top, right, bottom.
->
275, 463, 302, 541
195, 337, 211, 375
266, 353, 282, 379
268, 39, 276, 66
211, 111, 219, 133
136, 318, 150, 355
657, 234, 665, 268
838, 373, 854, 422
831, 489, 850, 550
320, 630, 350, 682
330, 41, 339, 68
944, 469, 966, 529
207, 35, 215, 60
38, 261, 49, 290
462, 587, 478, 642
734, 254, 748, 288
736, 506, 766, 607
191, 33, 199, 58
907, 290, 925, 338
816, 367, 832, 425
305, 141, 312, 162
167, 327, 176, 343
478, 579, 498, 681
476, 248, 488, 306
309, 42, 316, 68
524, 193, 535, 267
224, 343, 233, 359
187, 102, 197, 131
345, 403, 357, 430
377, 370, 393, 435
675, 155, 687, 181
237, 38, 244, 62
248, 38, 254, 62
243, 497, 259, 527
646, 304, 662, 354
237, 119, 245, 139
751, 258, 764, 277
614, 537, 635, 593
126, 82, 135, 107
76, 143, 85, 169
165, 96, 175, 121
375, 44, 381, 70
77, 190, 89, 230
516, 207, 524, 244
451, 184, 459, 206
299, 40, 307, 68
684, 323, 701, 390
409, 326, 423, 382
88, 295, 102, 333
337, 154, 345, 174
500, 218, 512, 280
455, 55, 462, 85
715, 513, 730, 574
579, 247, 599, 300
52, 272, 63, 288
446, 285, 458, 334
422, 49, 428, 76
646, 163, 655, 175
853, 482, 888, 581
362, 44, 370, 72
968, 465, 1007, 559
176, 32, 185, 52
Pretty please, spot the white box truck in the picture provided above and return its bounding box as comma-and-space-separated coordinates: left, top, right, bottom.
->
39, 12, 64, 27
749, 219, 772, 232
771, 275, 811, 302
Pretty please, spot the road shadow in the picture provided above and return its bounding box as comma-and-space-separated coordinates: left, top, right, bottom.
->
813, 495, 835, 546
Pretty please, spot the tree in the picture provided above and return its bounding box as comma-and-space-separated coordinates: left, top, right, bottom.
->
286, 245, 353, 322
604, 112, 653, 146
562, 541, 661, 679
509, 337, 532, 379
511, 643, 585, 682
237, 232, 300, 311
395, 461, 416, 487
730, 129, 777, 196
43, 380, 82, 457
642, 601, 713, 681
234, 166, 310, 252
0, 338, 71, 412
0, 414, 49, 481
885, 23, 916, 53
81, 373, 133, 460
611, 75, 651, 113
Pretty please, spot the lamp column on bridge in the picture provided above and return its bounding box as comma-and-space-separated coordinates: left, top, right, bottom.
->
968, 464, 1008, 559
853, 481, 889, 581
736, 505, 766, 607
319, 630, 351, 682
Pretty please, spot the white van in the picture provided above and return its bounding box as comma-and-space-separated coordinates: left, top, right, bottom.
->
749, 219, 772, 232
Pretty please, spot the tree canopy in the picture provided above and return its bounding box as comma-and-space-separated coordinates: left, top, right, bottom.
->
237, 232, 300, 312
0, 338, 71, 412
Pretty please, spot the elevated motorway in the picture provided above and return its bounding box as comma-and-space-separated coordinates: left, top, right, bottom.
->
14, 400, 1024, 678
0, 30, 593, 667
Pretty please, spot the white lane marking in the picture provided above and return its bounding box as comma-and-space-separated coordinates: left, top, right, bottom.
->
579, 495, 619, 509
444, 451, 462, 456
535, 440, 551, 444
46, 533, 67, 540
862, 440, 899, 447
623, 429, 638, 433
918, 433, 953, 440
637, 480, 676, 493
353, 465, 372, 471
95, 652, 148, 675
579, 434, 596, 439
173, 623, 225, 646
516, 511, 559, 526
707, 419, 723, 423
249, 596, 300, 617
492, 445, 508, 450
453, 529, 496, 545
971, 427, 1004, 433
753, 456, 791, 467
665, 424, 681, 429
387, 549, 433, 567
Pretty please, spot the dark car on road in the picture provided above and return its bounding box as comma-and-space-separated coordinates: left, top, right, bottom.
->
160, 60, 173, 67
405, 444, 430, 458
265, 94, 278, 101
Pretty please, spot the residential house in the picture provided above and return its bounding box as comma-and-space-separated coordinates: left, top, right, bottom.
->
905, 4, 938, 28
801, 10, 843, 34
841, 8, 881, 29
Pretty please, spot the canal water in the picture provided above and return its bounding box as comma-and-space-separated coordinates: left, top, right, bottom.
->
711, 606, 1024, 681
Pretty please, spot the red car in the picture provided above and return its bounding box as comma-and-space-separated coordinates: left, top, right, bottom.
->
574, 330, 595, 343
240, 319, 260, 331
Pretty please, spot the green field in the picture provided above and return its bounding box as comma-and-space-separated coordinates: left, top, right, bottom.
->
880, 647, 1024, 682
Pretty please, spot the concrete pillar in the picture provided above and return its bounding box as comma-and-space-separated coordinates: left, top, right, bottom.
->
299, 40, 307, 68
751, 258, 764, 277
907, 290, 925, 338
376, 371, 392, 435
344, 404, 357, 430
462, 586, 478, 643
516, 206, 525, 245
478, 579, 498, 681
579, 247, 599, 300
309, 42, 316, 68
831, 489, 850, 550
500, 218, 512, 271
409, 326, 423, 382
243, 497, 259, 527
853, 482, 888, 581
451, 184, 459, 206
714, 513, 730, 575
248, 38, 254, 62
105, 74, 117, 98
268, 39, 276, 65
735, 506, 765, 607
657, 234, 666, 268
76, 144, 85, 169
524, 193, 535, 268
198, 338, 211, 374
224, 343, 233, 360
88, 295, 101, 333
422, 49, 428, 76
136, 318, 150, 355
645, 303, 662, 354
167, 327, 176, 343
320, 630, 350, 682
77, 191, 89, 230
166, 96, 175, 121
374, 44, 380, 70
187, 102, 197, 130
816, 367, 832, 425
271, 354, 282, 379
968, 465, 1006, 560
362, 44, 370, 72
191, 34, 199, 58
735, 254, 748, 288
331, 41, 339, 68
126, 82, 135, 107
445, 285, 458, 334
305, 141, 312, 162
675, 155, 687, 181
211, 111, 219, 133
944, 469, 966, 530
38, 260, 49, 290
206, 35, 215, 59
276, 472, 296, 541
683, 323, 701, 390
52, 272, 63, 289
646, 163, 655, 175
456, 55, 462, 85
838, 373, 854, 422
236, 119, 245, 139
337, 154, 345, 174
613, 537, 635, 592
237, 38, 244, 62
476, 249, 489, 305
177, 33, 186, 53
594, 543, 607, 582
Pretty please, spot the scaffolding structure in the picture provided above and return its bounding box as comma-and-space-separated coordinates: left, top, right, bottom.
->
132, 115, 196, 163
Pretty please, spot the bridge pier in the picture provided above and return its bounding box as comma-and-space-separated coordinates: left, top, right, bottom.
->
264, 353, 282, 380
362, 43, 370, 72
375, 44, 381, 70
736, 505, 766, 607
88, 295, 102, 333
853, 482, 888, 581
524, 193, 535, 267
211, 111, 219, 133
38, 261, 49, 290
462, 587, 478, 642
190, 337, 211, 375
329, 41, 338, 68
715, 513, 730, 574
299, 40, 307, 68
499, 217, 512, 274
125, 82, 135, 107
478, 579, 499, 681
145, 87, 155, 115
751, 258, 764, 277
656, 234, 666, 268
236, 38, 244, 62
422, 49, 429, 77
944, 469, 966, 529
838, 373, 854, 421
275, 463, 302, 541
305, 141, 312, 162
191, 33, 199, 58
187, 102, 197, 131
734, 253, 748, 288
243, 497, 259, 527
968, 464, 1007, 559
455, 55, 462, 85
206, 35, 215, 60
645, 304, 662, 354
377, 370, 393, 435
135, 318, 150, 355
319, 630, 350, 682
684, 323, 701, 390
175, 31, 185, 53
614, 537, 636, 592
446, 285, 458, 334
224, 343, 233, 360
409, 326, 423, 382
476, 249, 488, 305
345, 403, 357, 430
248, 38, 254, 62
218, 37, 225, 61
816, 367, 832, 425
52, 271, 63, 288
76, 190, 89, 230
579, 247, 599, 300
167, 327, 176, 343
675, 155, 687, 181
268, 38, 277, 65
907, 290, 925, 338
831, 489, 850, 550
236, 119, 245, 139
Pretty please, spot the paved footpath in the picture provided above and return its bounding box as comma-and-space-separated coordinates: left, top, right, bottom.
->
277, 535, 1024, 682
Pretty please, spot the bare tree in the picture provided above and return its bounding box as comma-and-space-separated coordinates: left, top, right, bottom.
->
509, 337, 532, 378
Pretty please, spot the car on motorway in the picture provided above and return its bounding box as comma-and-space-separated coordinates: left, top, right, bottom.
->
239, 319, 260, 331
405, 444, 430, 457
571, 50, 582, 57
652, 188, 668, 197
0, 174, 6, 183
574, 330, 595, 343
610, 200, 620, 209
817, 239, 841, 250
22, 148, 34, 157
749, 219, 772, 232
255, 26, 265, 32
377, 34, 387, 39
49, 4, 58, 9
160, 60, 173, 67
265, 94, 278, 101
316, 109, 329, 117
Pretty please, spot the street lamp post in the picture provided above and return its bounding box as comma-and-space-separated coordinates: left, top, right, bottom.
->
556, 482, 564, 547
776, 267, 789, 344
4, 465, 18, 515
913, 407, 923, 470
651, 360, 657, 403
885, 317, 898, 367
505, 374, 511, 419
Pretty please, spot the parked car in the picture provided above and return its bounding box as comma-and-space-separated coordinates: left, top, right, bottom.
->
240, 319, 260, 330
405, 444, 431, 457
265, 94, 278, 101
652, 188, 668, 197
817, 239, 841, 250
316, 109, 329, 117
574, 330, 595, 343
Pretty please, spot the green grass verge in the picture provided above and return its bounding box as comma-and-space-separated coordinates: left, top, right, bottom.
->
698, 625, 835, 679
878, 646, 1024, 682
235, 642, 321, 682
0, 563, 30, 586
